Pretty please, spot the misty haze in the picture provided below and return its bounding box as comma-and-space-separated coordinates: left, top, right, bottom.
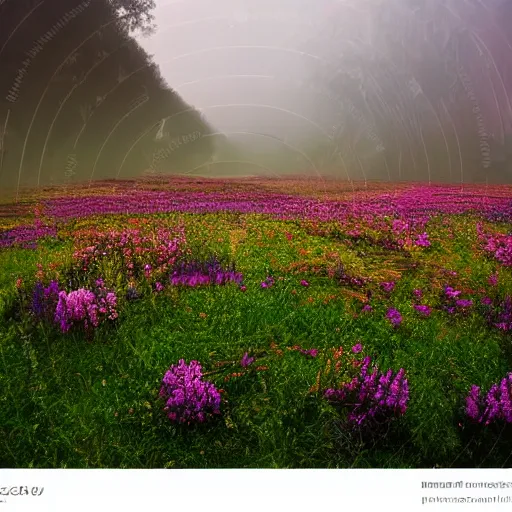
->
1, 0, 512, 192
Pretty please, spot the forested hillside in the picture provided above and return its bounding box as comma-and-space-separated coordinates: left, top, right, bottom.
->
0, 0, 216, 193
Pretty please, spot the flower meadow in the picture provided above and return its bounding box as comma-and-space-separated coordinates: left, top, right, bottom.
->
2, 176, 512, 468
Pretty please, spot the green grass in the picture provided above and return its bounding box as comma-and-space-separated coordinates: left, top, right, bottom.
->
1, 211, 512, 468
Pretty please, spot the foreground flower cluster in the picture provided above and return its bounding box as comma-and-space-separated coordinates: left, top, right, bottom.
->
324, 351, 409, 429
32, 279, 118, 333
159, 360, 221, 425
465, 374, 512, 425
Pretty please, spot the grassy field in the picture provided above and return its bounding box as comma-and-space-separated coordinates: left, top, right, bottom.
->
1, 177, 512, 468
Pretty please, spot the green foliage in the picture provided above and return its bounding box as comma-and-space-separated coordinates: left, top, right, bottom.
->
1, 209, 512, 468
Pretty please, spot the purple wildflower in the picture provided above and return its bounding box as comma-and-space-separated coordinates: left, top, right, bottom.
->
445, 286, 461, 299
414, 304, 432, 317
159, 360, 221, 425
380, 281, 395, 293
300, 348, 318, 358
415, 232, 431, 247
352, 343, 363, 354
31, 282, 45, 317
359, 356, 372, 379
241, 352, 255, 367
488, 272, 499, 286
413, 289, 423, 299
386, 308, 402, 327
169, 258, 243, 288
53, 285, 118, 333
31, 280, 61, 321
55, 291, 72, 333
324, 356, 409, 428
465, 375, 512, 425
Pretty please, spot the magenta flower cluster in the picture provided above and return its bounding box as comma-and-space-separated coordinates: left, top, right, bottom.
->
445, 286, 461, 299
380, 281, 395, 293
41, 185, 512, 225
324, 355, 409, 428
465, 374, 512, 425
169, 257, 243, 287
352, 343, 363, 354
54, 281, 118, 333
260, 276, 275, 288
479, 229, 512, 267
415, 232, 431, 247
299, 348, 318, 358
481, 295, 512, 332
289, 344, 318, 358
414, 304, 432, 317
386, 308, 402, 327
442, 286, 473, 315
159, 360, 221, 425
